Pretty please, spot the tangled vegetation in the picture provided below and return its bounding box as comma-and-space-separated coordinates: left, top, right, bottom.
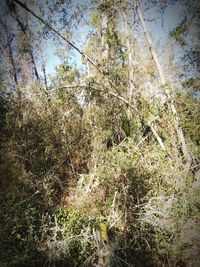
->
0, 0, 200, 266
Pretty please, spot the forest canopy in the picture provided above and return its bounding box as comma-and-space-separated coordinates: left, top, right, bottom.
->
0, 0, 199, 266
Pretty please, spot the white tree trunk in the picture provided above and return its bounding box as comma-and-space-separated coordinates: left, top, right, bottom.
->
123, 11, 135, 102
136, 0, 191, 167
101, 7, 110, 72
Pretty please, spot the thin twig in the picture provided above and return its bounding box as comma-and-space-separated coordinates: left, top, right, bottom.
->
149, 124, 165, 150
15, 190, 40, 206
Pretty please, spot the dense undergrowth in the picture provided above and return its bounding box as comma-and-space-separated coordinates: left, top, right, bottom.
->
0, 79, 199, 266
0, 0, 200, 266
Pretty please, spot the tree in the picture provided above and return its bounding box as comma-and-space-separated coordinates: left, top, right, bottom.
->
0, 1, 199, 266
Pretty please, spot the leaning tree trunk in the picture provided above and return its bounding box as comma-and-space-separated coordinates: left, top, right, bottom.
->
123, 11, 135, 102
135, 0, 191, 169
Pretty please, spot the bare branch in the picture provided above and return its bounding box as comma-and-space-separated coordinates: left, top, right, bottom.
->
149, 124, 165, 150
136, 0, 191, 161
58, 84, 139, 112
13, 0, 101, 73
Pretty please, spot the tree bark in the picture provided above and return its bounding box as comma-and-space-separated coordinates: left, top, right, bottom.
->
12, 10, 40, 81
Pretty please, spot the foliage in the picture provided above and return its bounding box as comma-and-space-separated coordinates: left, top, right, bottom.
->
0, 0, 200, 266
169, 18, 188, 46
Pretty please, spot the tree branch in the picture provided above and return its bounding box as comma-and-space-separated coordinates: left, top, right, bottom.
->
53, 84, 166, 150
136, 0, 191, 161
54, 84, 139, 112
13, 0, 100, 73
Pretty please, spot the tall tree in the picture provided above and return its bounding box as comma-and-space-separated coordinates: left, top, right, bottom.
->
136, 0, 192, 167
6, 0, 40, 82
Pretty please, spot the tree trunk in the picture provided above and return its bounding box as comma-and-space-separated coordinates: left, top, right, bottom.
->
15, 13, 40, 82
136, 0, 191, 168
42, 61, 48, 91
123, 11, 135, 102
30, 52, 40, 81
7, 38, 18, 86
101, 3, 110, 73
0, 20, 19, 88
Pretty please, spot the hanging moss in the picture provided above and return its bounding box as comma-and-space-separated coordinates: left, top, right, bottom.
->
169, 18, 188, 46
